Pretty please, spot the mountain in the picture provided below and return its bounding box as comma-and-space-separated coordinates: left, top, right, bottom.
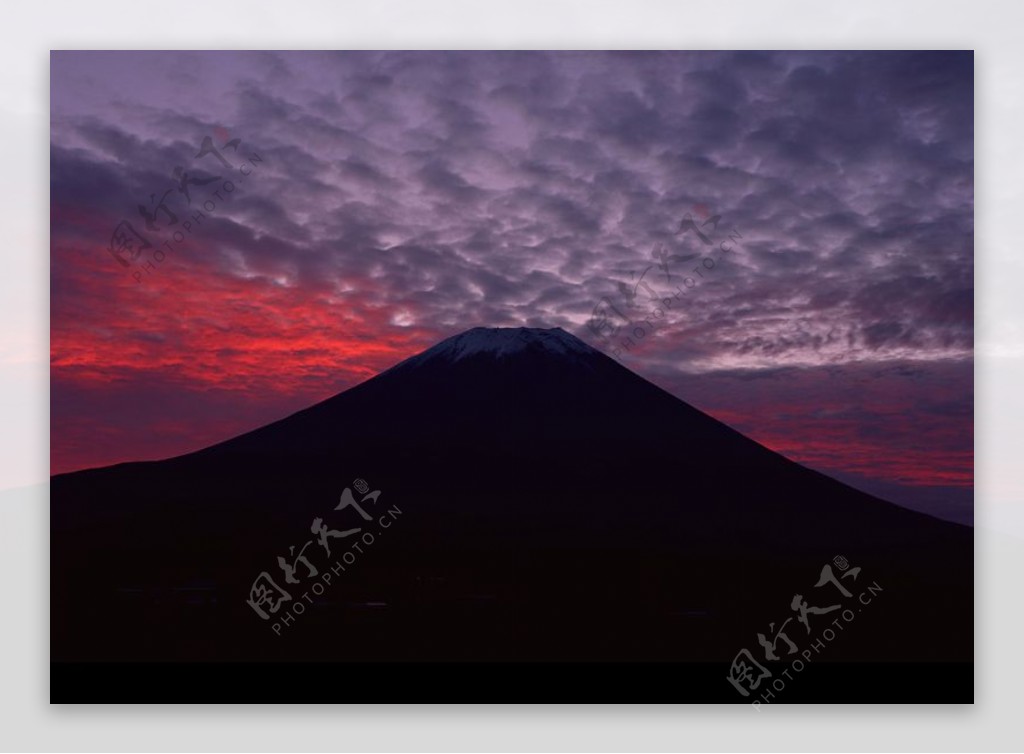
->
51, 326, 971, 680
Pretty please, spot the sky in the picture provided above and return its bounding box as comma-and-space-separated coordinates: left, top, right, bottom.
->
50, 50, 973, 523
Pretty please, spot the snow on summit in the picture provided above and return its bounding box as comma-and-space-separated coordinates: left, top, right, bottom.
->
400, 327, 598, 369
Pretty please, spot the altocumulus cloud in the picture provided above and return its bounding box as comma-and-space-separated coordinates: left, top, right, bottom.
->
50, 51, 972, 522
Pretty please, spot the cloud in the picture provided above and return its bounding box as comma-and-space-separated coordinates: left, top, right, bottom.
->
50, 51, 973, 490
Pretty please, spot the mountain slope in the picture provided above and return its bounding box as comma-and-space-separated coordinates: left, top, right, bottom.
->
51, 326, 971, 666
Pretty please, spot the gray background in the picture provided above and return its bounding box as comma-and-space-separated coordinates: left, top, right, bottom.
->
5, 0, 1014, 749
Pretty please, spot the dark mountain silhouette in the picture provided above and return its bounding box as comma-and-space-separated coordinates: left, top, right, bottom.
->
52, 326, 971, 681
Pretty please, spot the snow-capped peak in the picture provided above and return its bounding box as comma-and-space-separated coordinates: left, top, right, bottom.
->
399, 327, 598, 369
